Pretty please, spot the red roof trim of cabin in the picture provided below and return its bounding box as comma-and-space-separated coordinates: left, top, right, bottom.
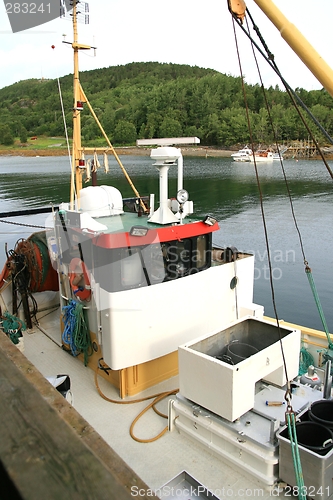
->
92, 221, 219, 249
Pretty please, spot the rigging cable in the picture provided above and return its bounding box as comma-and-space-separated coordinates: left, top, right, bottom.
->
230, 13, 307, 495
57, 76, 78, 204
244, 14, 333, 353
231, 7, 333, 180
0, 219, 50, 229
231, 16, 291, 395
244, 8, 333, 350
246, 9, 333, 145
286, 411, 307, 500
78, 83, 148, 214
231, 13, 284, 356
231, 7, 333, 351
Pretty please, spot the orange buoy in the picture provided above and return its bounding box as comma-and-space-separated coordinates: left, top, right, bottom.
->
69, 258, 91, 301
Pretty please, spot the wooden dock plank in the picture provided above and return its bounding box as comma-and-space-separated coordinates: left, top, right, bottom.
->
0, 331, 155, 500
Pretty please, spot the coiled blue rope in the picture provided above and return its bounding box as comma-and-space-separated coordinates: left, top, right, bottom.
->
62, 300, 80, 357
62, 300, 92, 365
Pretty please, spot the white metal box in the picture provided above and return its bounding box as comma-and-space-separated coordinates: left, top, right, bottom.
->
178, 316, 300, 422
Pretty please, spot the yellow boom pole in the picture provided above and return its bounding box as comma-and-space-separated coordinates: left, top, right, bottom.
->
252, 0, 333, 98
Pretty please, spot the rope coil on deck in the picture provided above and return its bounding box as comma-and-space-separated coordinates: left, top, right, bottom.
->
62, 300, 92, 366
94, 362, 178, 443
0, 312, 26, 345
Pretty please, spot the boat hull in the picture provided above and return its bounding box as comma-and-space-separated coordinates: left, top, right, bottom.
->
249, 154, 274, 163
232, 156, 251, 162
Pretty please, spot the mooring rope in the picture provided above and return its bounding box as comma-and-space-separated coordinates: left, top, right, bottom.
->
305, 264, 333, 350
0, 219, 49, 229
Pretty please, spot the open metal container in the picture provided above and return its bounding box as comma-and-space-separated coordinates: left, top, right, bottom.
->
178, 316, 300, 421
277, 413, 333, 500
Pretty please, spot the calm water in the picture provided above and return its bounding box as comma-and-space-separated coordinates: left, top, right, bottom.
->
0, 154, 332, 332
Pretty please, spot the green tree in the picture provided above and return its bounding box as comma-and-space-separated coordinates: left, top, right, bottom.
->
113, 120, 137, 144
0, 124, 14, 145
270, 104, 286, 142
0, 61, 333, 148
159, 117, 183, 138
309, 104, 333, 140
253, 108, 270, 143
204, 113, 223, 145
19, 126, 28, 144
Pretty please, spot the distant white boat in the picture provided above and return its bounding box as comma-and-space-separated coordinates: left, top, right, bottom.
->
231, 146, 253, 162
250, 149, 274, 162
231, 147, 274, 163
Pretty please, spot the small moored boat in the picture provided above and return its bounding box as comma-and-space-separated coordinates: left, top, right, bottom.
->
232, 147, 274, 163
231, 146, 253, 161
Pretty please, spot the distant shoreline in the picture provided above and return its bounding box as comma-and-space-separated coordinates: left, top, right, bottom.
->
0, 147, 330, 160
0, 147, 234, 158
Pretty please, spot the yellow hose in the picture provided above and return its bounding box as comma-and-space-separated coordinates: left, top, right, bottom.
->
94, 365, 178, 442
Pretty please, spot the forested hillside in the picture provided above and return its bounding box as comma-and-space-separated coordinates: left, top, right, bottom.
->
0, 61, 332, 147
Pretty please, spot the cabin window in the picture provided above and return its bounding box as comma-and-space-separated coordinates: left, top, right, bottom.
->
121, 248, 144, 287
141, 243, 166, 284
93, 233, 211, 292
194, 235, 208, 269
163, 239, 192, 280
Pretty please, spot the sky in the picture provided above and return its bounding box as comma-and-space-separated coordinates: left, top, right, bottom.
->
0, 0, 332, 92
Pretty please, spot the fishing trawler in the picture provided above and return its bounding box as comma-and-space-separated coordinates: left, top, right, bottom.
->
1, 1, 333, 499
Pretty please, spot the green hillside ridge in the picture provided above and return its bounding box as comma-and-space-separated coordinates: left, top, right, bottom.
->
0, 61, 332, 148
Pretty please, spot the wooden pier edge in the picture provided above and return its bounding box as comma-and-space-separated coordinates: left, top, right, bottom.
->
0, 331, 156, 500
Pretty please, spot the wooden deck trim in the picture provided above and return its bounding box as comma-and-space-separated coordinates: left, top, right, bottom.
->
0, 331, 156, 499
264, 316, 332, 340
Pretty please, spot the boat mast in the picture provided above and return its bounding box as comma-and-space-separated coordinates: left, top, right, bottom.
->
67, 1, 147, 212
251, 0, 333, 98
71, 1, 90, 209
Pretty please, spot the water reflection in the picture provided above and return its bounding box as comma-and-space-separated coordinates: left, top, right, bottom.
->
0, 154, 332, 331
